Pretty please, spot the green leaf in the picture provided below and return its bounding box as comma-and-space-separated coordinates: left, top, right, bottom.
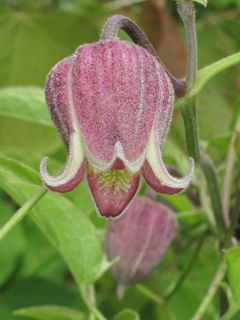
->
175, 51, 240, 110
113, 309, 140, 320
0, 200, 25, 287
0, 87, 53, 127
0, 155, 102, 286
224, 247, 240, 303
13, 306, 87, 320
0, 10, 99, 87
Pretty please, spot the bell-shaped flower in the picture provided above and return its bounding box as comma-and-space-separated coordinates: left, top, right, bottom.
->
40, 15, 194, 218
105, 196, 177, 297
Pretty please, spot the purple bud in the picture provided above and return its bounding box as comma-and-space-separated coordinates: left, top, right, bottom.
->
105, 196, 177, 297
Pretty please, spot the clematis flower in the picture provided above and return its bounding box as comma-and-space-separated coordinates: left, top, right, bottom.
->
40, 15, 194, 218
105, 196, 177, 298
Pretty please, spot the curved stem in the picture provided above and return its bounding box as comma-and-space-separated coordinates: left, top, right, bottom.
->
191, 262, 227, 320
101, 15, 187, 97
0, 185, 48, 242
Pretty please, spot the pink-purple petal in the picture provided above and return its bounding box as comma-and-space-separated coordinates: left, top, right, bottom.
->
142, 159, 184, 195
41, 157, 87, 193
105, 196, 177, 290
71, 40, 171, 167
86, 167, 141, 218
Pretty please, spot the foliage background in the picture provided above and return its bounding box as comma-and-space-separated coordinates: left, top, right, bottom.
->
0, 0, 240, 319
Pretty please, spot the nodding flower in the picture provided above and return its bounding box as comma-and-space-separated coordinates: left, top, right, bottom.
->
40, 15, 194, 218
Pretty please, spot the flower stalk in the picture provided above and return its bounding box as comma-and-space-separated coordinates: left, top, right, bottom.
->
0, 185, 47, 242
178, 1, 197, 86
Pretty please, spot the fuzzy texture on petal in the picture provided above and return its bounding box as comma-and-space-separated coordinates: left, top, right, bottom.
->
41, 57, 86, 193
85, 163, 142, 218
142, 128, 194, 194
71, 40, 173, 171
105, 196, 177, 294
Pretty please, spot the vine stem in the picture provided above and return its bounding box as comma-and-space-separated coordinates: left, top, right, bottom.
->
0, 185, 48, 242
178, 0, 226, 241
191, 262, 227, 320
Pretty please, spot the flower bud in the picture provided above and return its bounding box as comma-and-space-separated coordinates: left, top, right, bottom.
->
105, 196, 177, 297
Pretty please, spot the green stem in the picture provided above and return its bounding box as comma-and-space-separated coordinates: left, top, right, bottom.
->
157, 303, 177, 320
135, 284, 164, 305
175, 208, 204, 220
178, 1, 197, 86
89, 285, 96, 320
0, 185, 47, 242
191, 262, 227, 320
175, 52, 240, 109
223, 173, 240, 248
181, 98, 201, 161
164, 231, 207, 300
79, 286, 107, 320
181, 99, 226, 240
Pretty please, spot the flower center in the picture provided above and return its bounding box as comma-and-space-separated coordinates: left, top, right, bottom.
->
89, 164, 134, 195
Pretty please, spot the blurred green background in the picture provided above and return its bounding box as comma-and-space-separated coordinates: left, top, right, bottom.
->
0, 0, 240, 319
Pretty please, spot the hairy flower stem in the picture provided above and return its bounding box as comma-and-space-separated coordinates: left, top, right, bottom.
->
191, 262, 227, 320
178, 1, 197, 86
178, 1, 226, 241
0, 185, 48, 242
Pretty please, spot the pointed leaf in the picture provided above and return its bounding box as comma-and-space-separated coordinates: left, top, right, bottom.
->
13, 305, 87, 320
0, 155, 102, 286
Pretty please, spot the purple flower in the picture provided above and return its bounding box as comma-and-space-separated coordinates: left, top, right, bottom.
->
105, 196, 177, 297
40, 16, 194, 218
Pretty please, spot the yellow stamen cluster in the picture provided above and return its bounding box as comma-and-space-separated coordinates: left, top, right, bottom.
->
89, 164, 134, 195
